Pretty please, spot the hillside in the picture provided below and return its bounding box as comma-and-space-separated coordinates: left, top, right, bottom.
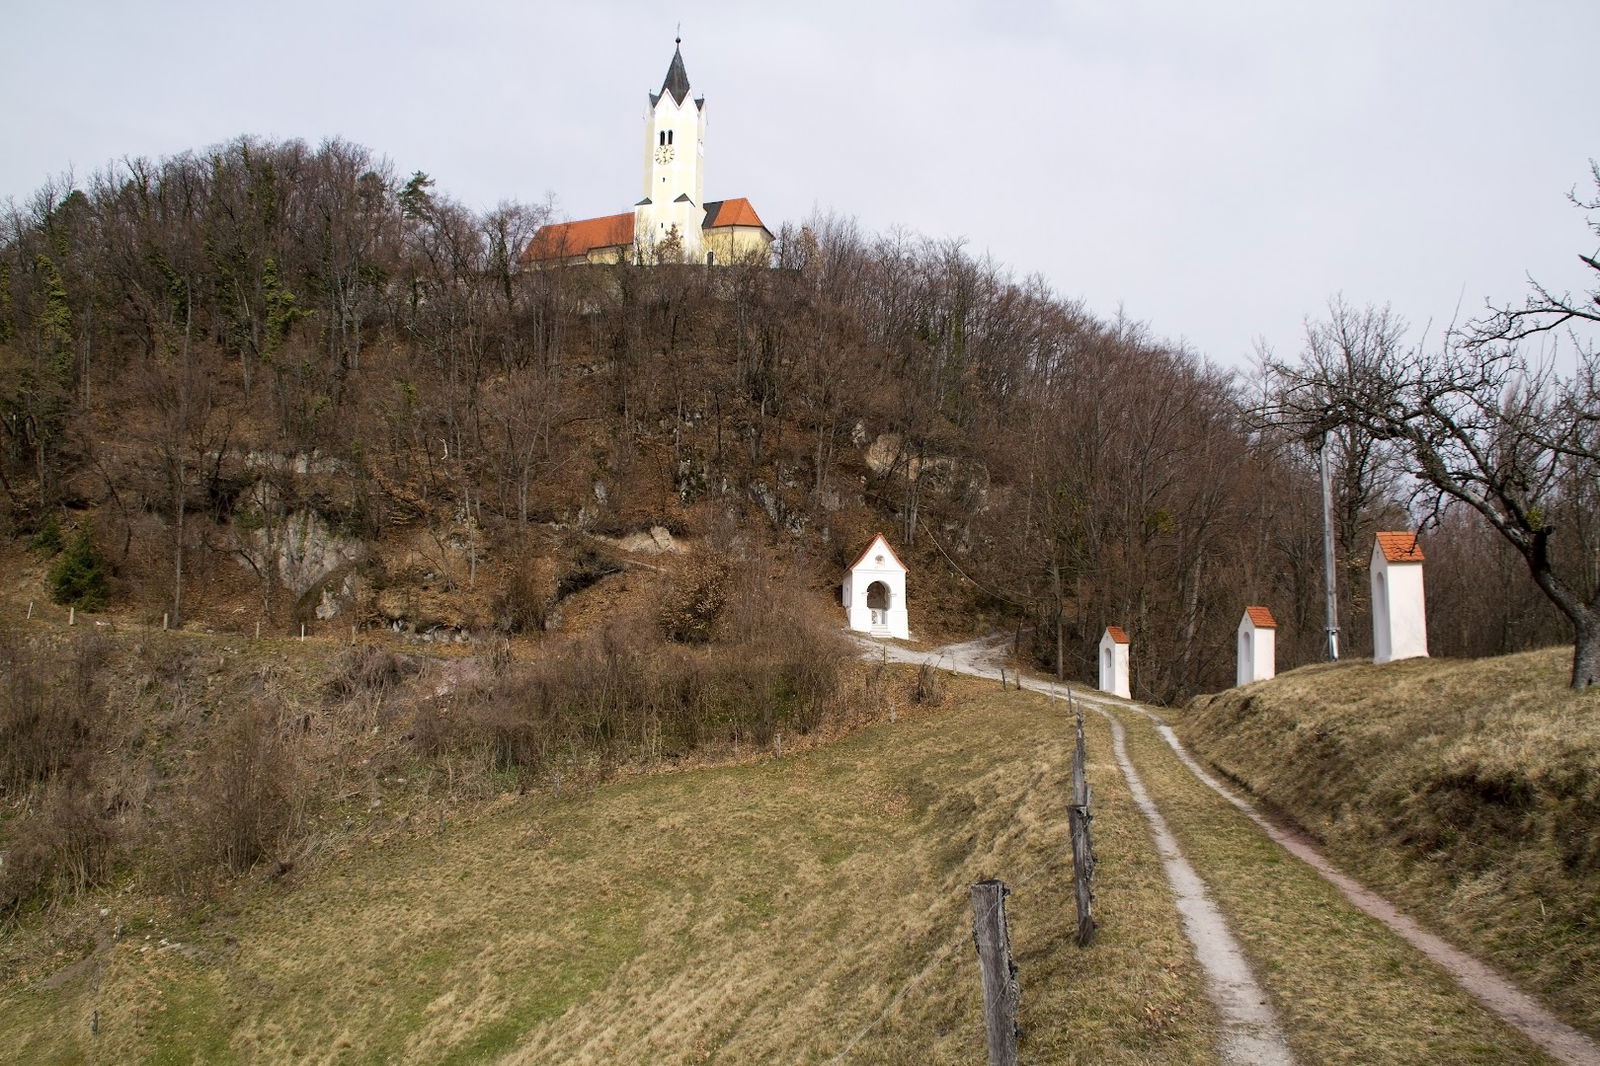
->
0, 668, 1211, 1065
2, 137, 1574, 710
1177, 648, 1600, 1034
4, 663, 1571, 1065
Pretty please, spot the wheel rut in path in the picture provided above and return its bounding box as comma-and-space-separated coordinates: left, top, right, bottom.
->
1100, 704, 1296, 1065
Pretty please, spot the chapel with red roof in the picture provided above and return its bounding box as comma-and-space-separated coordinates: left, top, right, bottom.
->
520, 38, 774, 268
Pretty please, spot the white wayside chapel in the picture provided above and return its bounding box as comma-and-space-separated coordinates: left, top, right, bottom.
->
1236, 606, 1277, 686
843, 534, 909, 640
1098, 627, 1130, 699
1371, 532, 1429, 663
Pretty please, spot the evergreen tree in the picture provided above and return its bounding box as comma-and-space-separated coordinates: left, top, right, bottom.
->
49, 526, 109, 610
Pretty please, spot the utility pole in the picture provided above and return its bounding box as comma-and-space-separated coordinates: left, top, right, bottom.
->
1319, 432, 1340, 660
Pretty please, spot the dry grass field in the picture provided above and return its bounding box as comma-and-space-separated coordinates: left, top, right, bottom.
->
1, 676, 1216, 1065
1177, 647, 1600, 1039
4, 651, 1587, 1064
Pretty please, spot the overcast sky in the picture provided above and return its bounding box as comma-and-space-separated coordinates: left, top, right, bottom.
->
4, 0, 1594, 371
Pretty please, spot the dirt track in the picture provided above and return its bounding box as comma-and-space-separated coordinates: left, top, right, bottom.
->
866, 634, 1294, 1064
862, 633, 1600, 1066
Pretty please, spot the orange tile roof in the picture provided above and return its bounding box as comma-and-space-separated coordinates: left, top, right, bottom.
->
1244, 606, 1277, 628
1374, 531, 1424, 563
848, 533, 906, 572
1104, 626, 1129, 644
522, 199, 773, 265
703, 197, 769, 232
521, 212, 636, 263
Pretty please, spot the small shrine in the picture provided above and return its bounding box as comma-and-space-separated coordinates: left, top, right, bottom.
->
1237, 606, 1277, 685
842, 533, 909, 640
1099, 626, 1131, 699
1371, 532, 1428, 663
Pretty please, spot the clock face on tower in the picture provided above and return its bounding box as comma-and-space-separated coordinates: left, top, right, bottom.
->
655, 145, 675, 165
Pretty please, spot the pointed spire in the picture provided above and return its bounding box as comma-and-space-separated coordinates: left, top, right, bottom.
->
655, 37, 692, 106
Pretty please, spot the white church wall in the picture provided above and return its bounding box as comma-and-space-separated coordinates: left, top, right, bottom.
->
526, 39, 771, 269
635, 44, 707, 263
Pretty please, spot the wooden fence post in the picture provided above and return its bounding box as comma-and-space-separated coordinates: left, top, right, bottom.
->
1069, 692, 1098, 946
970, 879, 1020, 1066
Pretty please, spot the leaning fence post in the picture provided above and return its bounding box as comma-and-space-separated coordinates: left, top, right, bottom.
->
970, 879, 1020, 1066
1069, 690, 1098, 945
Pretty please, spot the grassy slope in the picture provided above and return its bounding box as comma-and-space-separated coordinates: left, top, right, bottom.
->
6, 659, 1578, 1064
1115, 704, 1552, 1065
1, 677, 1215, 1066
1175, 647, 1600, 1038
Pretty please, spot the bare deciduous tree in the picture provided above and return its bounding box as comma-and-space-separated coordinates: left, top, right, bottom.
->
1269, 333, 1600, 689
1464, 160, 1600, 349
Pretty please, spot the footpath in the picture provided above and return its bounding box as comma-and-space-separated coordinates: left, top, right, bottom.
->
864, 634, 1600, 1066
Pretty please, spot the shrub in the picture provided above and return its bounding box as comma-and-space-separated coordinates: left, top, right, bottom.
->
553, 544, 622, 602
1, 770, 120, 919
325, 644, 419, 700
28, 513, 63, 554
913, 659, 946, 706
492, 562, 552, 634
657, 558, 730, 644
189, 703, 299, 875
420, 568, 850, 781
48, 526, 110, 611
0, 630, 107, 791
0, 630, 121, 919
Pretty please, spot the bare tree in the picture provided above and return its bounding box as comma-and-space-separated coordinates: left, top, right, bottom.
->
1268, 331, 1600, 689
1463, 160, 1600, 348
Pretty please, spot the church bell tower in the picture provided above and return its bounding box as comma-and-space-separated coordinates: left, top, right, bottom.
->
634, 37, 706, 263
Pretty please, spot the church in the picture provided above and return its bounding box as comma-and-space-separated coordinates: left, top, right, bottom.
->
521, 39, 774, 268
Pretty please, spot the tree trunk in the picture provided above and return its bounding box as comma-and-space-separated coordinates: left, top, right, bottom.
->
1572, 619, 1598, 691
172, 489, 185, 627
1051, 556, 1064, 681
1522, 529, 1599, 692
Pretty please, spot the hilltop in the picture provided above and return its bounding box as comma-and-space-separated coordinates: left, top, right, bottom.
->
2, 138, 1574, 710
